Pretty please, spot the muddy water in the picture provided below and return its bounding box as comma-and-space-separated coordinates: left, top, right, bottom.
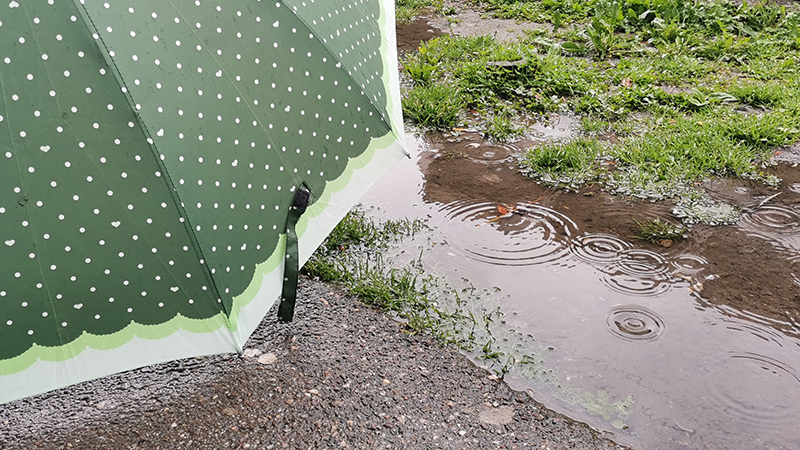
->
359, 132, 800, 449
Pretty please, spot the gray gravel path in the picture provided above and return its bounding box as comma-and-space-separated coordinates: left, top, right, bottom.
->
0, 277, 627, 449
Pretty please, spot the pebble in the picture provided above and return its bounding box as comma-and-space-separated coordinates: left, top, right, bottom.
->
257, 353, 278, 365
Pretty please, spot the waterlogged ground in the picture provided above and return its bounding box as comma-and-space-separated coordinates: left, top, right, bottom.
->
360, 125, 799, 449
379, 7, 800, 448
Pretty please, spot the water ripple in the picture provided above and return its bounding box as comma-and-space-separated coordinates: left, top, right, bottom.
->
740, 204, 800, 262
741, 204, 800, 230
602, 249, 673, 297
704, 351, 800, 431
605, 306, 666, 342
570, 233, 633, 265
669, 254, 709, 276
440, 201, 577, 266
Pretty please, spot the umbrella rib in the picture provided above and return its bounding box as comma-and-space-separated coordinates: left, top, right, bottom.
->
161, 0, 299, 188
278, 1, 395, 136
73, 3, 230, 319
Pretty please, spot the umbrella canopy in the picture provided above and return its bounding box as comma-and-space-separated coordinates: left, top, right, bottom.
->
0, 0, 406, 404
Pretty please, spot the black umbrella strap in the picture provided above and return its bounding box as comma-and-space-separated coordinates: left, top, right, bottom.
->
278, 188, 311, 322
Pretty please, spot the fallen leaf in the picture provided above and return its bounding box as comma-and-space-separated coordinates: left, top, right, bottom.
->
497, 205, 510, 215
621, 77, 633, 87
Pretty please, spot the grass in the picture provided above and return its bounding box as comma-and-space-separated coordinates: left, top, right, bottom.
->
302, 209, 637, 426
483, 113, 525, 141
632, 218, 687, 243
399, 0, 800, 201
302, 210, 478, 344
402, 83, 463, 129
519, 138, 604, 190
396, 0, 441, 23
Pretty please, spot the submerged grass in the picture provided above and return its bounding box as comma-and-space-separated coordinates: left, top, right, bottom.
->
303, 209, 636, 427
400, 0, 800, 200
632, 218, 687, 243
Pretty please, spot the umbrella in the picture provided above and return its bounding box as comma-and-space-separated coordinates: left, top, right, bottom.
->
0, 0, 406, 404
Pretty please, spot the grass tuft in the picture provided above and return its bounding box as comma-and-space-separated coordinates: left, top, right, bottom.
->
632, 218, 686, 243
402, 83, 463, 129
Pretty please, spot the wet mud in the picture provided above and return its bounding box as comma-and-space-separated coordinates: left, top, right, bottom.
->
396, 16, 443, 55
425, 132, 800, 331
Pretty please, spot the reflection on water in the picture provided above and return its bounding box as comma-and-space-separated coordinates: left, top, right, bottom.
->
359, 133, 800, 450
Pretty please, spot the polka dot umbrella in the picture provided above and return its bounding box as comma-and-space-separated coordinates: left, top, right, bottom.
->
0, 0, 406, 404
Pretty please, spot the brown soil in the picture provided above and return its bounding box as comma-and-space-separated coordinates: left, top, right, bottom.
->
396, 17, 444, 55
424, 136, 800, 332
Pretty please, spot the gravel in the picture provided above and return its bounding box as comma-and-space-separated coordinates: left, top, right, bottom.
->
0, 277, 628, 449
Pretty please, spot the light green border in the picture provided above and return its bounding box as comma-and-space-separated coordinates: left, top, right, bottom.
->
0, 0, 406, 402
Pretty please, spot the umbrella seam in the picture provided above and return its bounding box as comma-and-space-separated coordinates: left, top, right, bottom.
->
0, 5, 66, 360
161, 0, 300, 190
73, 1, 231, 324
280, 0, 396, 137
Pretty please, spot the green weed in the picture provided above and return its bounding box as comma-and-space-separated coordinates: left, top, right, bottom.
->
727, 82, 787, 108
399, 0, 800, 196
396, 0, 439, 22
632, 218, 686, 243
402, 55, 437, 86
520, 138, 604, 189
402, 83, 463, 128
483, 114, 525, 141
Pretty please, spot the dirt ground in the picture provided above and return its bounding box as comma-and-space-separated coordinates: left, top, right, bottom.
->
0, 278, 626, 450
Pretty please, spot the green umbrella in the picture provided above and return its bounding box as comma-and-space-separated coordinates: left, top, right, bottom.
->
0, 0, 406, 404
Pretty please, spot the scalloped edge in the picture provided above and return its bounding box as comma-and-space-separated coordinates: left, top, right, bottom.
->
0, 0, 406, 405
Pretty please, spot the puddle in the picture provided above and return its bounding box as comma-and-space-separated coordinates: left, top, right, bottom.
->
439, 200, 577, 267
740, 203, 800, 262
396, 16, 444, 55
359, 129, 800, 449
605, 306, 666, 342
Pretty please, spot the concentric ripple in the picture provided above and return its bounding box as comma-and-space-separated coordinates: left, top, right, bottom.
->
602, 249, 673, 297
741, 204, 800, 230
669, 254, 710, 276
740, 204, 800, 261
605, 306, 666, 342
569, 233, 633, 265
439, 200, 578, 266
435, 136, 522, 165
704, 352, 800, 433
